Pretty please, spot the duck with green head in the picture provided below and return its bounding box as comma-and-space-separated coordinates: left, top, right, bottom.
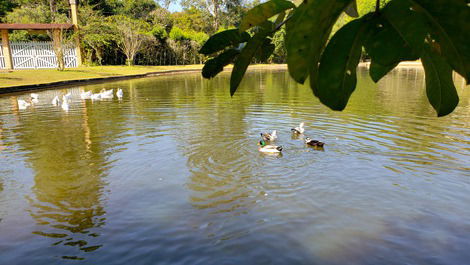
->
258, 140, 283, 153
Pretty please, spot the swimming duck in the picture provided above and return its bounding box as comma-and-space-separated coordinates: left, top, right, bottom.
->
17, 99, 31, 110
116, 88, 123, 98
51, 95, 60, 106
258, 140, 282, 153
63, 92, 72, 102
61, 96, 69, 111
100, 89, 114, 99
260, 130, 277, 141
91, 93, 102, 101
291, 122, 305, 134
305, 137, 325, 147
80, 91, 93, 99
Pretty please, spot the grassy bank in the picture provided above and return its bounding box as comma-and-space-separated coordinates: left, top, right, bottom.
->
0, 65, 204, 88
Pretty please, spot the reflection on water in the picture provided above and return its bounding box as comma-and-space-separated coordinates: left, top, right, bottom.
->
0, 67, 469, 264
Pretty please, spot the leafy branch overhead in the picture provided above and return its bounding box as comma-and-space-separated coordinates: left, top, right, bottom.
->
199, 0, 470, 117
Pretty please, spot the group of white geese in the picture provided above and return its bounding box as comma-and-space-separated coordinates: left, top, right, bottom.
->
258, 122, 325, 153
17, 88, 123, 111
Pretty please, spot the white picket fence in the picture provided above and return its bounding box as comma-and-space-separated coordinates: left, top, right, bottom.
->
0, 46, 5, 69
0, 41, 77, 69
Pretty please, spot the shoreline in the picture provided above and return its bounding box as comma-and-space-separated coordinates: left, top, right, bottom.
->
0, 62, 423, 95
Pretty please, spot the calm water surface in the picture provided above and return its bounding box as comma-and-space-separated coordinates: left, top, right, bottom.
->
0, 68, 469, 265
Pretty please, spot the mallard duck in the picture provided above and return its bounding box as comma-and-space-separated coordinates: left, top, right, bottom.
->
116, 88, 123, 98
258, 140, 282, 153
291, 122, 305, 134
260, 130, 277, 141
305, 137, 325, 147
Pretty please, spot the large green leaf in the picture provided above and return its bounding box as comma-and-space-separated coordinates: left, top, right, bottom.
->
202, 49, 240, 79
369, 61, 399, 83
199, 29, 250, 55
411, 0, 470, 84
230, 32, 269, 96
364, 13, 419, 67
285, 0, 352, 84
254, 38, 275, 62
381, 0, 429, 51
421, 46, 459, 117
239, 0, 295, 32
317, 18, 368, 111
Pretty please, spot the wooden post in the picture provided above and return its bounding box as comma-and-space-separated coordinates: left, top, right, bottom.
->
69, 0, 82, 66
1, 30, 13, 70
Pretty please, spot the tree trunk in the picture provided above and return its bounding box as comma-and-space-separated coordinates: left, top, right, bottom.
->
52, 29, 65, 71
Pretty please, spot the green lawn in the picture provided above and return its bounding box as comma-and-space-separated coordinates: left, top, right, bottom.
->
0, 65, 204, 88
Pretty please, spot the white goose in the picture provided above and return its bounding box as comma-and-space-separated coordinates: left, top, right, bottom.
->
91, 93, 102, 101
80, 91, 93, 100
100, 89, 114, 99
18, 99, 31, 110
52, 95, 60, 106
30, 93, 39, 103
61, 97, 69, 111
63, 92, 72, 102
116, 88, 123, 99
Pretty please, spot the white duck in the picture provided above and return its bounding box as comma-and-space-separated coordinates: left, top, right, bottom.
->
52, 95, 60, 106
100, 89, 114, 99
291, 122, 305, 134
116, 88, 123, 99
61, 98, 69, 111
80, 91, 93, 99
30, 93, 39, 103
91, 93, 102, 101
17, 99, 31, 110
63, 92, 72, 102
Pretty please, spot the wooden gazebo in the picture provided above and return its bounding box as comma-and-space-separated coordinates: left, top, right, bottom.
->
0, 0, 81, 69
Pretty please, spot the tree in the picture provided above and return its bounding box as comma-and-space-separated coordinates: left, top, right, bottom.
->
0, 0, 17, 21
109, 15, 154, 65
5, 1, 71, 70
200, 0, 470, 117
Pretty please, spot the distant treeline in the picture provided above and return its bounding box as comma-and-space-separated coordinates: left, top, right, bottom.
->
0, 0, 381, 66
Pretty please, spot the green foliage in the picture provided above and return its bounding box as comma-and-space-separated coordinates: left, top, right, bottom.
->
150, 25, 169, 39
286, 0, 353, 85
239, 0, 295, 32
421, 46, 459, 117
200, 0, 470, 116
169, 26, 186, 41
317, 17, 368, 110
117, 0, 158, 19
169, 26, 208, 44
199, 29, 250, 55
231, 29, 272, 96
0, 0, 17, 22
202, 49, 240, 78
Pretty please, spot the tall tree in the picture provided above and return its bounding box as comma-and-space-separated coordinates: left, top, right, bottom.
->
109, 15, 154, 65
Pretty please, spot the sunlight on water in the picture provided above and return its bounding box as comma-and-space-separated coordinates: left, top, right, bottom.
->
0, 67, 469, 264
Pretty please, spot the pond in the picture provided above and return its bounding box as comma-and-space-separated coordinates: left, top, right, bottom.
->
0, 67, 469, 265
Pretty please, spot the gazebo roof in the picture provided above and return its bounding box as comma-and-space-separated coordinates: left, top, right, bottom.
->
0, 24, 74, 30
